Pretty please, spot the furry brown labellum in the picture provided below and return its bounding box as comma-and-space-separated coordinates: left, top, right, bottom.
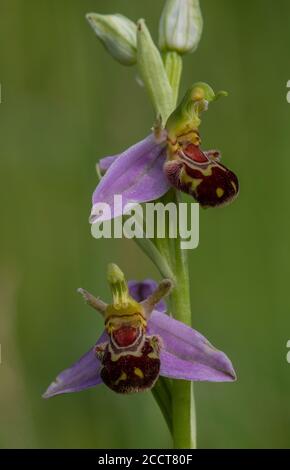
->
96, 328, 161, 394
164, 142, 239, 208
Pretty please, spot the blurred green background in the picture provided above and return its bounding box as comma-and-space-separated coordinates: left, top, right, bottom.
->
0, 0, 290, 449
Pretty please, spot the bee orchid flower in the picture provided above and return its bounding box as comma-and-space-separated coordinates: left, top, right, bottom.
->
43, 264, 236, 398
90, 83, 239, 223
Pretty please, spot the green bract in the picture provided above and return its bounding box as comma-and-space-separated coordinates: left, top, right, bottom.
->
137, 19, 174, 124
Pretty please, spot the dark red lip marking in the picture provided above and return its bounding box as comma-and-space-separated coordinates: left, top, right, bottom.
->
183, 143, 209, 164
113, 326, 139, 347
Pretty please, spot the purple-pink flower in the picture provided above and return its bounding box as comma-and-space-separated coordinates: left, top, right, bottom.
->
43, 275, 236, 399
90, 83, 239, 224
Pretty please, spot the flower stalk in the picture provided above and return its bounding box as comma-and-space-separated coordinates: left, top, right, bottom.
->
164, 52, 183, 107
148, 44, 196, 447
136, 29, 197, 444
169, 191, 196, 449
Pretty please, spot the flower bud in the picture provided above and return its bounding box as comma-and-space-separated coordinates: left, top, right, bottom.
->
159, 0, 203, 54
86, 13, 137, 66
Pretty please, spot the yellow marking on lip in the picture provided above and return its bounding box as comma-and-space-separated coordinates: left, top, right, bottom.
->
109, 343, 144, 361
183, 163, 213, 178
181, 168, 202, 189
216, 187, 224, 198
114, 371, 127, 385
134, 368, 144, 379
200, 166, 213, 176
148, 352, 158, 359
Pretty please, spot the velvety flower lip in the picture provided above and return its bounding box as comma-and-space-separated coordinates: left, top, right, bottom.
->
43, 279, 236, 399
90, 134, 170, 223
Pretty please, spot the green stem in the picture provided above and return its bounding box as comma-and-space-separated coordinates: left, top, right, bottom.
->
156, 190, 196, 449
135, 39, 197, 447
163, 54, 197, 449
164, 52, 183, 107
170, 192, 196, 449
